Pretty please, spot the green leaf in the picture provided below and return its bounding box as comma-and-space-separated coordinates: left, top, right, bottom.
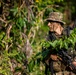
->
59, 39, 63, 49
28, 60, 35, 72
10, 7, 18, 16
63, 40, 68, 49
51, 40, 58, 48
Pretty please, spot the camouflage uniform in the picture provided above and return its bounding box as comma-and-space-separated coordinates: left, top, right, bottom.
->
44, 12, 76, 75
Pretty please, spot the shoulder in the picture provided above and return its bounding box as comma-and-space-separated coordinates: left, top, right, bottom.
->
62, 26, 72, 37
46, 31, 57, 41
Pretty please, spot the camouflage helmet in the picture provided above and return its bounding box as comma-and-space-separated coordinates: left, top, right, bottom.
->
46, 12, 65, 25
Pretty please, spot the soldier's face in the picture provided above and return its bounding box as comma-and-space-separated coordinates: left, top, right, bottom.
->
48, 21, 63, 35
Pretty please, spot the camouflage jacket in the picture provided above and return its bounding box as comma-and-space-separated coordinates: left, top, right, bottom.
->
45, 27, 76, 74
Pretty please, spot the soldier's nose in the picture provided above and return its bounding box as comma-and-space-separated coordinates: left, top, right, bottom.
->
48, 22, 51, 26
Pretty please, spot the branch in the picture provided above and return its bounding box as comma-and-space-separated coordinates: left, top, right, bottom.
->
0, 17, 11, 27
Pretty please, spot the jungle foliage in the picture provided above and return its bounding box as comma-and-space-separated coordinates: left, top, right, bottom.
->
0, 0, 76, 75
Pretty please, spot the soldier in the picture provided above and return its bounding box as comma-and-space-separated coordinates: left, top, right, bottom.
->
43, 12, 76, 75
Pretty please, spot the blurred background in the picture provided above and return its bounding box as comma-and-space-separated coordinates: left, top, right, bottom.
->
0, 0, 76, 75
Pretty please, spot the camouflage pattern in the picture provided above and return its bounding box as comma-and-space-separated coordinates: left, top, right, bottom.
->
56, 71, 75, 75
46, 12, 65, 25
53, 60, 62, 72
44, 12, 76, 75
53, 60, 76, 75
45, 30, 76, 75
